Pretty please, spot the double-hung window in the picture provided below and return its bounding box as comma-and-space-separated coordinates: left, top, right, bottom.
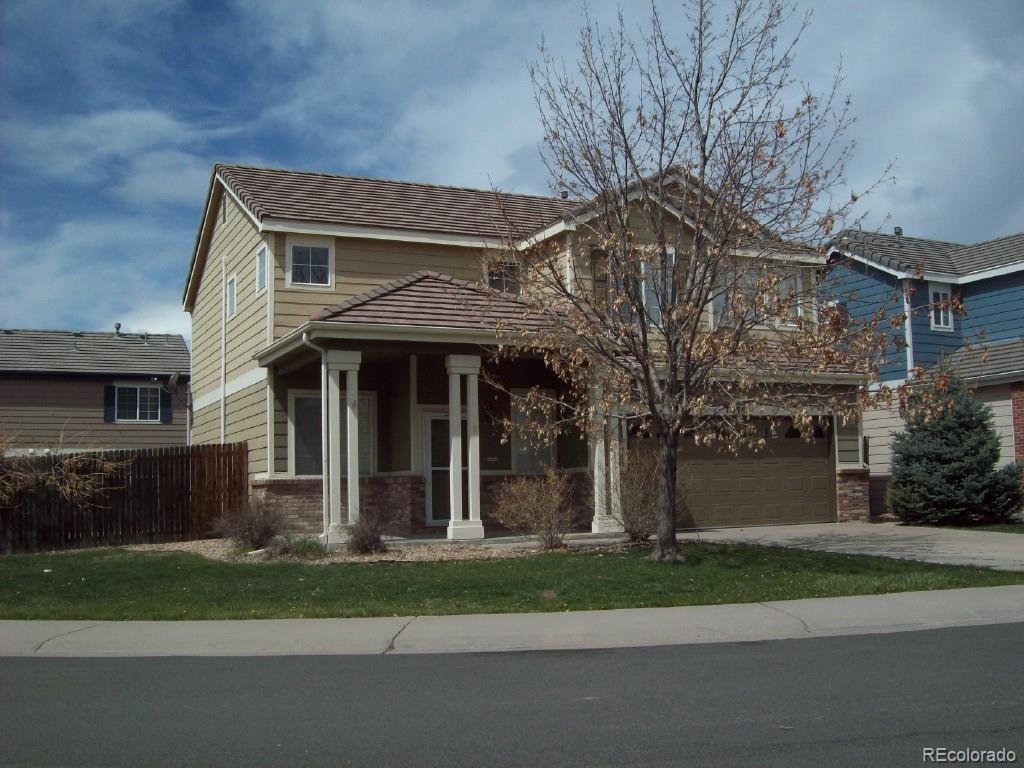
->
289, 392, 375, 476
511, 389, 556, 474
642, 249, 676, 325
487, 261, 522, 295
116, 385, 161, 423
290, 244, 330, 287
929, 282, 953, 331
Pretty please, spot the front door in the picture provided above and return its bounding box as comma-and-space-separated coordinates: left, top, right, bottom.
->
424, 413, 468, 526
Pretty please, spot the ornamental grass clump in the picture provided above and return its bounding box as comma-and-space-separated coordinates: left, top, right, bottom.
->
212, 496, 283, 551
492, 468, 576, 549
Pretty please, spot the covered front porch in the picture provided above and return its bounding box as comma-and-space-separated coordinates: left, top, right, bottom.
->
252, 273, 622, 541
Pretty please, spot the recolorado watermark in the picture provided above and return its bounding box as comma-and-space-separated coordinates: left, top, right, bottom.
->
923, 747, 1017, 764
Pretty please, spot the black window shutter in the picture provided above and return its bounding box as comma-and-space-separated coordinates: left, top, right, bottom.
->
160, 388, 172, 424
103, 385, 116, 422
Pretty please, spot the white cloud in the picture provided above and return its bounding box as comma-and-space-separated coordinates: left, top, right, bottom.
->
0, 215, 190, 335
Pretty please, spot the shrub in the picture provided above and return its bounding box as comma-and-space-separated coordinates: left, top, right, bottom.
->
492, 468, 576, 549
270, 535, 328, 560
887, 374, 1024, 526
614, 448, 662, 542
346, 506, 404, 555
212, 496, 283, 551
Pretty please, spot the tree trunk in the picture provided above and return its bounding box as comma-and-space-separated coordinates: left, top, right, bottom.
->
651, 431, 684, 562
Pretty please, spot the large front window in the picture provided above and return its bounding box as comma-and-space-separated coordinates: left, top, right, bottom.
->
116, 385, 160, 422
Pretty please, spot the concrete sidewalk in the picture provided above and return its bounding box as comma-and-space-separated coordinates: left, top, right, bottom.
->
3, 585, 1022, 657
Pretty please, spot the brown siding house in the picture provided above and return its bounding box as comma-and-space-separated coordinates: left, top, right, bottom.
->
0, 329, 191, 453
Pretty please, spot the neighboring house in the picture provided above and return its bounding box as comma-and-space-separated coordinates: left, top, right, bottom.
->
0, 328, 191, 454
183, 164, 868, 541
826, 229, 1024, 514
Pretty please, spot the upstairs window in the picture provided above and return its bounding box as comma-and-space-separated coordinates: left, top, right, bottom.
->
116, 385, 161, 423
488, 261, 522, 295
642, 249, 676, 325
290, 245, 330, 286
225, 275, 236, 319
256, 246, 267, 294
930, 282, 953, 331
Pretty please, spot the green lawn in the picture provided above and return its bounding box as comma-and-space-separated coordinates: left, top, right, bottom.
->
2, 543, 1023, 621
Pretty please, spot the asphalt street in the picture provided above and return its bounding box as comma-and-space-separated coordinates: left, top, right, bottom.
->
3, 623, 1022, 767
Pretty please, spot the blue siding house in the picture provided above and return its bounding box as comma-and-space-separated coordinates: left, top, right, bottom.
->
825, 229, 1024, 514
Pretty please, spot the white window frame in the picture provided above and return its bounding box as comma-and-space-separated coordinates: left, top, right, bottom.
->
510, 388, 556, 474
286, 389, 376, 477
225, 274, 237, 319
486, 259, 522, 295
255, 245, 267, 296
641, 248, 676, 325
285, 234, 334, 290
114, 383, 162, 424
929, 281, 953, 331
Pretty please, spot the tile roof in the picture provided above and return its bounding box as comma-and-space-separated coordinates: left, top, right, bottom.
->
216, 164, 577, 240
943, 337, 1024, 381
832, 229, 1024, 277
0, 329, 191, 377
312, 272, 548, 333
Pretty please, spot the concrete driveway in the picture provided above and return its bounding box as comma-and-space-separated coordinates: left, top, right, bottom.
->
678, 522, 1024, 571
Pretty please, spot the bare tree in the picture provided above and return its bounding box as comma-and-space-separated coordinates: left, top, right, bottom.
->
494, 0, 894, 560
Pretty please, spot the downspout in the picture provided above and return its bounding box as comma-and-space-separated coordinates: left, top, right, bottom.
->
302, 331, 330, 535
902, 279, 915, 375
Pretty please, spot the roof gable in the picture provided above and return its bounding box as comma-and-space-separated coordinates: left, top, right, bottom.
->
0, 329, 191, 377
830, 229, 1024, 280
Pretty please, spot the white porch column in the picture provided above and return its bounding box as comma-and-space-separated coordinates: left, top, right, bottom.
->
608, 414, 623, 525
345, 367, 360, 524
326, 350, 361, 543
591, 411, 608, 532
265, 368, 276, 477
445, 354, 484, 540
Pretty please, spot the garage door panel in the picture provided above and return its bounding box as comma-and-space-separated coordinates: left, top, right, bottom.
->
659, 430, 834, 528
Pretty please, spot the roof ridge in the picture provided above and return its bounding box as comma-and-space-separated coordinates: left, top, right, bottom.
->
215, 163, 574, 205
0, 328, 186, 339
954, 231, 1024, 250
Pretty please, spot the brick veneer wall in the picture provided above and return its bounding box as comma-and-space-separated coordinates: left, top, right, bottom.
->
252, 472, 592, 536
1012, 382, 1024, 463
836, 468, 870, 522
250, 478, 323, 535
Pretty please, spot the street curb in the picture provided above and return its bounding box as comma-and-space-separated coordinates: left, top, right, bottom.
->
2, 585, 1023, 658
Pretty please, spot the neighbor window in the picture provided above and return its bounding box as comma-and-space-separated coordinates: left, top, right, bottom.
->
488, 261, 521, 295
256, 246, 267, 294
290, 245, 330, 286
116, 385, 160, 422
930, 282, 953, 331
225, 275, 236, 318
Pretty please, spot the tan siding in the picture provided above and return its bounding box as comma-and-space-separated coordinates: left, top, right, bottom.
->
272, 236, 489, 338
191, 401, 220, 445
976, 383, 1016, 467
0, 376, 187, 450
189, 194, 266, 399
223, 382, 268, 477
865, 385, 1016, 475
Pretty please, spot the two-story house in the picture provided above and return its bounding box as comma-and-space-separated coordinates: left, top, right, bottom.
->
826, 229, 1024, 514
184, 164, 869, 542
0, 328, 191, 453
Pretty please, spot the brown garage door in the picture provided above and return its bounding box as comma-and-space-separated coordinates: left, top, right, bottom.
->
673, 430, 835, 528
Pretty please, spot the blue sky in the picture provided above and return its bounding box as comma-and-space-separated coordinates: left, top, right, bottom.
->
1, 0, 1022, 340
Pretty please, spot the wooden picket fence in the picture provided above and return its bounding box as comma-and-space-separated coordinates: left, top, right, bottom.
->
0, 443, 248, 553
